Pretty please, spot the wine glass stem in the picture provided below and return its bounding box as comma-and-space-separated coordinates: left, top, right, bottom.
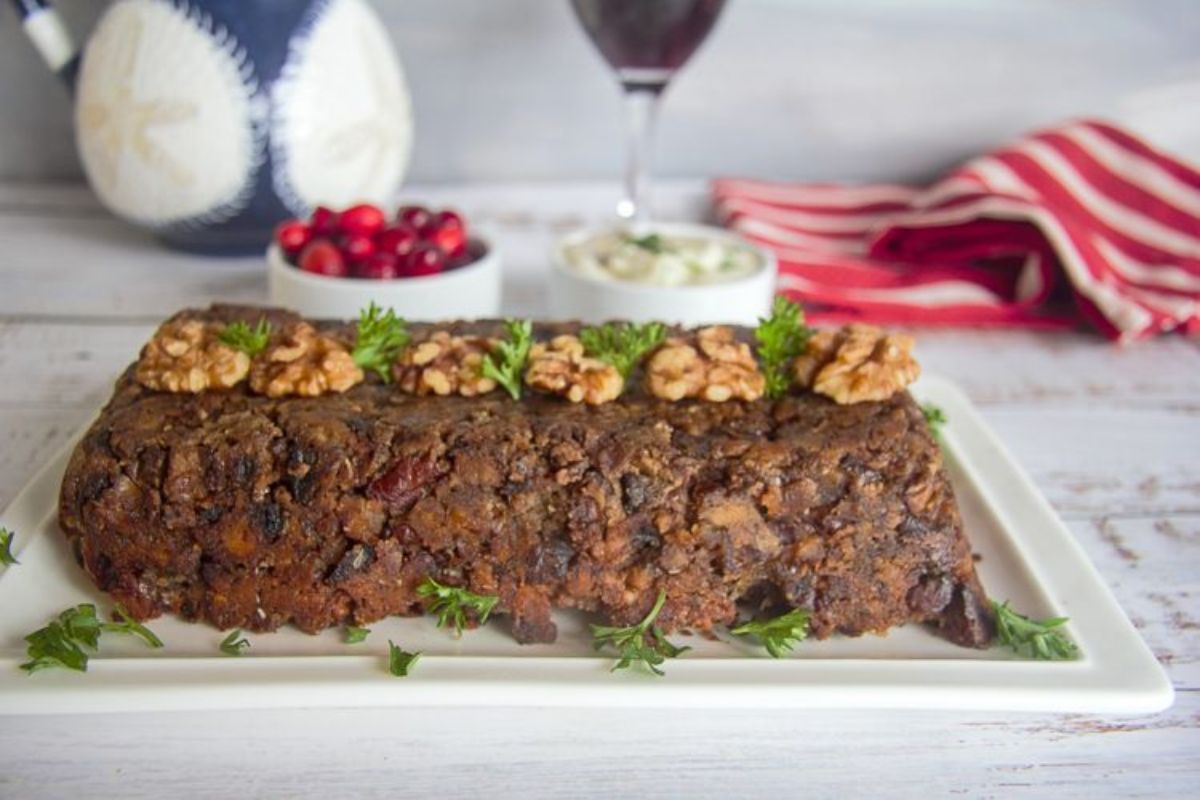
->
619, 85, 663, 224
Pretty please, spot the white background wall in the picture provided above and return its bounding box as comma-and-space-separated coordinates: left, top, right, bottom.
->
2, 0, 1198, 185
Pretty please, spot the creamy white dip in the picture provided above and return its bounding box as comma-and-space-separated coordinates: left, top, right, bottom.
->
563, 229, 761, 287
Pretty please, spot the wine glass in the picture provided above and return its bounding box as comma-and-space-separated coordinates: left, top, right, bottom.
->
570, 0, 728, 223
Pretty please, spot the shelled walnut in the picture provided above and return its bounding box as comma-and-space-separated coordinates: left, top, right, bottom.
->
249, 322, 363, 398
792, 324, 919, 404
645, 326, 765, 402
393, 331, 497, 397
525, 335, 623, 405
135, 319, 250, 393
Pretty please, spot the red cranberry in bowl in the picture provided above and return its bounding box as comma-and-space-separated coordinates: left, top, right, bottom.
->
355, 252, 400, 280
298, 239, 348, 277
426, 210, 467, 258
375, 224, 419, 259
310, 206, 340, 237
338, 233, 376, 263
339, 203, 386, 237
274, 219, 311, 257
398, 204, 431, 231
403, 243, 446, 277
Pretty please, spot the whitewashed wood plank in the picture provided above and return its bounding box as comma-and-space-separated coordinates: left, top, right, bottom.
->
0, 407, 90, 512
0, 691, 1195, 799
983, 407, 1200, 518
1066, 516, 1200, 690
0, 321, 150, 410
918, 330, 1200, 409
0, 215, 265, 319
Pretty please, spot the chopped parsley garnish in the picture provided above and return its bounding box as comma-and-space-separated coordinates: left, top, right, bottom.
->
21, 603, 163, 674
591, 591, 689, 676
579, 321, 666, 379
416, 576, 499, 636
481, 318, 533, 400
992, 600, 1078, 661
922, 403, 947, 443
0, 527, 17, 566
344, 625, 371, 644
387, 641, 421, 677
22, 617, 90, 674
754, 297, 813, 399
351, 302, 410, 382
218, 319, 272, 357
219, 629, 250, 657
626, 233, 666, 254
730, 608, 811, 658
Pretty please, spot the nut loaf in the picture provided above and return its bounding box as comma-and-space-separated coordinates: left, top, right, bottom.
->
58, 306, 993, 647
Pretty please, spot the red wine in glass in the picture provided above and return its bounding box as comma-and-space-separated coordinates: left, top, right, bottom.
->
571, 0, 729, 221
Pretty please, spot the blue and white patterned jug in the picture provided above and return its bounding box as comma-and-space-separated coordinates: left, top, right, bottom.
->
13, 0, 413, 253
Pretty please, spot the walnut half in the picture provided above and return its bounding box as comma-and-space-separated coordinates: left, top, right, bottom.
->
525, 335, 623, 405
136, 319, 250, 393
393, 331, 497, 397
249, 322, 363, 398
792, 324, 920, 404
646, 326, 765, 402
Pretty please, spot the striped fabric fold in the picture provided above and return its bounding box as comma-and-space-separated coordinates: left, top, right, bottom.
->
713, 120, 1200, 341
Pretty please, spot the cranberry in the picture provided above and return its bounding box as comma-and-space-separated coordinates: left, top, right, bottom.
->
338, 233, 376, 263
297, 239, 348, 277
430, 224, 466, 258
275, 219, 311, 258
398, 204, 431, 231
310, 206, 339, 236
432, 209, 464, 230
355, 252, 400, 280
339, 203, 386, 237
375, 224, 419, 259
403, 243, 446, 277
367, 456, 448, 512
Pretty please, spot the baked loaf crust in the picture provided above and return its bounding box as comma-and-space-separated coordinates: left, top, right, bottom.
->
58, 306, 993, 647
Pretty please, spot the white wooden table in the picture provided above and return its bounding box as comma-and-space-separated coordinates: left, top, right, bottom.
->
0, 181, 1196, 798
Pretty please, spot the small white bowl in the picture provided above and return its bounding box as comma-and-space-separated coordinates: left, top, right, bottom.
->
549, 222, 776, 326
267, 239, 502, 320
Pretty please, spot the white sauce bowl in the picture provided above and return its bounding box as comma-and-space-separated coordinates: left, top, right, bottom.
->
267, 238, 501, 320
549, 222, 777, 326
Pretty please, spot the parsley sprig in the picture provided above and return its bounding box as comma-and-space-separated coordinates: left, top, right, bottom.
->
387, 641, 421, 677
106, 604, 164, 648
580, 322, 666, 379
992, 600, 1078, 660
351, 302, 410, 382
218, 319, 272, 357
481, 318, 533, 400
0, 527, 17, 566
220, 629, 250, 656
730, 608, 811, 658
754, 297, 813, 399
416, 577, 499, 636
591, 591, 689, 676
626, 232, 666, 254
21, 603, 163, 674
922, 403, 947, 443
345, 625, 371, 644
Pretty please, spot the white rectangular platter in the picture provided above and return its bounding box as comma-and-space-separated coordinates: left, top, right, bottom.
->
0, 376, 1173, 715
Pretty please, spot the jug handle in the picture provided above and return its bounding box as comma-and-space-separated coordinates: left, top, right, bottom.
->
9, 0, 79, 89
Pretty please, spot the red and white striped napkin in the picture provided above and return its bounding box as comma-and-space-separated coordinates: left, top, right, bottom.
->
714, 120, 1200, 341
